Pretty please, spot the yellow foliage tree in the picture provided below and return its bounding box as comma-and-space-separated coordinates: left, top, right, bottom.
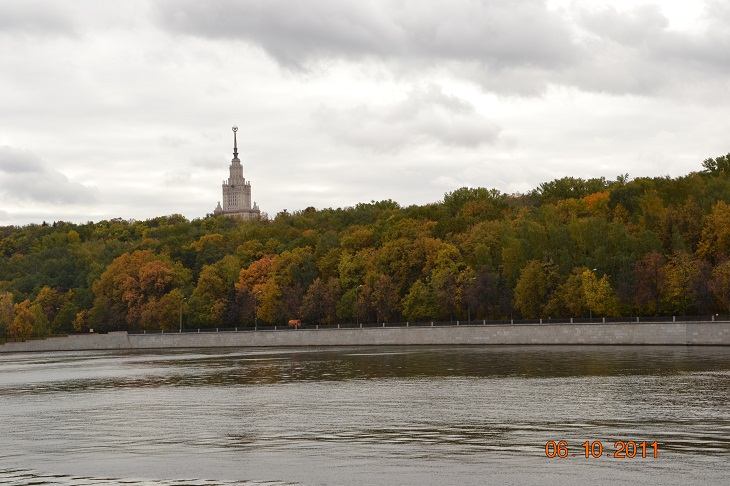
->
0, 291, 15, 343
10, 300, 35, 342
92, 250, 191, 331
697, 201, 730, 260
581, 269, 619, 317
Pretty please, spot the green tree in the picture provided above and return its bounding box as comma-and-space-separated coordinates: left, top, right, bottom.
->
402, 280, 437, 322
546, 267, 587, 318
701, 153, 730, 175
513, 260, 558, 319
531, 176, 612, 205
189, 255, 241, 328
34, 286, 65, 331
140, 289, 185, 331
52, 299, 78, 334
657, 199, 703, 253
32, 303, 51, 337
429, 243, 467, 321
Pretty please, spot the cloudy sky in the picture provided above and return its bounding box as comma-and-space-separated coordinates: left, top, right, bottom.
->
1, 0, 729, 226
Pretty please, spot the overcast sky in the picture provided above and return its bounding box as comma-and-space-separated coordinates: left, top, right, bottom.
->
1, 0, 729, 226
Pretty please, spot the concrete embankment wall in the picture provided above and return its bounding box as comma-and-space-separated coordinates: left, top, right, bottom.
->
2, 321, 729, 353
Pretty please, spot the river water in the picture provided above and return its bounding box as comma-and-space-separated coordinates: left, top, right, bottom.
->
0, 346, 728, 485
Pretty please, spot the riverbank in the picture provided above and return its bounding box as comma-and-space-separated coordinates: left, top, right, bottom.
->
1, 321, 729, 353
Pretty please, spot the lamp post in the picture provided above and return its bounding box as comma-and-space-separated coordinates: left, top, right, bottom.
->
179, 297, 187, 333
355, 285, 363, 325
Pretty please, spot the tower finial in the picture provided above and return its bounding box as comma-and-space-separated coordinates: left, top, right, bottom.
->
232, 126, 238, 158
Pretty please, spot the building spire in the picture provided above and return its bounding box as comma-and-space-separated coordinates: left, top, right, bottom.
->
232, 125, 238, 159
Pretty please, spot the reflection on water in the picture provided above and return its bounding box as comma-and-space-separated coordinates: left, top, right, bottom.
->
0, 346, 729, 485
0, 468, 295, 486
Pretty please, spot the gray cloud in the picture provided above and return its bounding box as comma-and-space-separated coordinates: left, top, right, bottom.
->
578, 4, 669, 46
1, 0, 728, 226
0, 146, 45, 173
155, 0, 577, 93
314, 85, 500, 151
570, 4, 730, 95
0, 0, 77, 37
0, 146, 98, 204
154, 0, 730, 98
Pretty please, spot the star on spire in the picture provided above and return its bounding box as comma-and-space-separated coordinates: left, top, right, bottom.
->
232, 125, 238, 159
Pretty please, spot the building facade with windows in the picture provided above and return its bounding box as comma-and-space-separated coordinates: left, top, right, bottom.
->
213, 126, 261, 219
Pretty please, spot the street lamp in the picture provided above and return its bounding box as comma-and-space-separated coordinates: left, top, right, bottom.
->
179, 297, 187, 333
355, 285, 363, 325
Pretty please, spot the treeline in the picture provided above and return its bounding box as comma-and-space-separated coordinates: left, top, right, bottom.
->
2, 154, 730, 340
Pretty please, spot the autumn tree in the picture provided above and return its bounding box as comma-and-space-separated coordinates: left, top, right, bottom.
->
91, 250, 192, 331
709, 260, 730, 314
657, 199, 703, 253
546, 268, 588, 318
581, 269, 619, 317
0, 291, 14, 342
633, 252, 666, 316
429, 243, 467, 321
140, 288, 186, 331
697, 201, 730, 261
9, 300, 35, 342
73, 309, 89, 333
662, 252, 711, 315
370, 274, 400, 322
301, 277, 341, 324
513, 260, 558, 319
189, 233, 227, 276
33, 286, 65, 332
236, 254, 274, 325
637, 190, 665, 233
456, 220, 505, 271
464, 268, 504, 320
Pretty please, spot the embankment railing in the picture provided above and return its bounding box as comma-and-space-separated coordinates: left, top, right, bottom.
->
124, 315, 730, 335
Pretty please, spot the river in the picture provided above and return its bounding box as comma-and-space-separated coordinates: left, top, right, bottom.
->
0, 345, 728, 485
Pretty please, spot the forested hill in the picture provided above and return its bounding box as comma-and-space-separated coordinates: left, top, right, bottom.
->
2, 154, 730, 339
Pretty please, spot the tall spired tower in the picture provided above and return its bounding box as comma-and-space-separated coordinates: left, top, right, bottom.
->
213, 126, 261, 219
